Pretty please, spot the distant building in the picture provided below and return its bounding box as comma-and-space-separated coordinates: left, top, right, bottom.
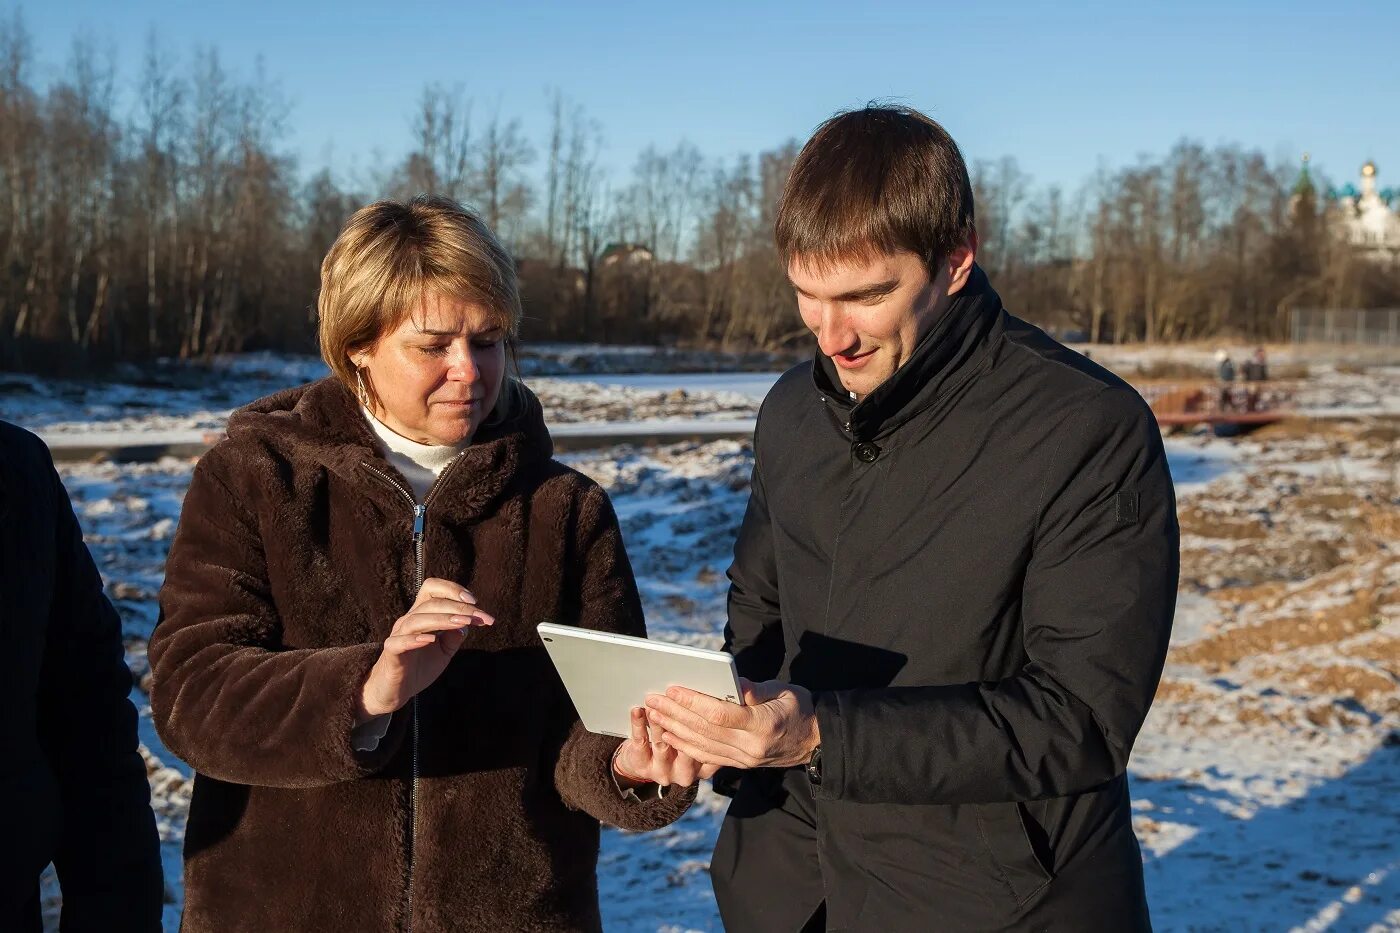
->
1306, 156, 1400, 262
599, 242, 655, 268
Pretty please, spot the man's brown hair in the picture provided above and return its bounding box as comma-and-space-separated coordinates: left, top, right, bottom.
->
775, 104, 975, 273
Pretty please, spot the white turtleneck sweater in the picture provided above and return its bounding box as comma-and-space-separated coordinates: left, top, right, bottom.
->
361, 406, 467, 501
351, 408, 466, 753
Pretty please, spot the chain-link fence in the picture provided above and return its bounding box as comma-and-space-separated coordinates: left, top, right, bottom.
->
1290, 309, 1400, 347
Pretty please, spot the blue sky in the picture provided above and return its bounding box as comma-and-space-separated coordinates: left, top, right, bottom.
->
17, 0, 1400, 195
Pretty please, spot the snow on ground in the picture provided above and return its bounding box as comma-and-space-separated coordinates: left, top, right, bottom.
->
1132, 417, 1400, 931
1294, 366, 1400, 418
13, 349, 1400, 931
516, 343, 803, 377
6, 348, 1397, 446
3, 355, 759, 439
554, 372, 780, 402
1064, 342, 1395, 375
1064, 343, 1400, 418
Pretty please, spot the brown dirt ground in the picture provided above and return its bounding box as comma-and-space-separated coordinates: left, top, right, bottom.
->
1175, 581, 1390, 673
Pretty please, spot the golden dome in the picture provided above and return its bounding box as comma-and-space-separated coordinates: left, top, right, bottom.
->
1362, 161, 1377, 177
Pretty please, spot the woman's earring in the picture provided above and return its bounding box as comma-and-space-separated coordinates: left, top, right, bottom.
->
355, 367, 367, 405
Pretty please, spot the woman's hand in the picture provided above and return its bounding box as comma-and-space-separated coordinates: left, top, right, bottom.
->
612, 707, 719, 788
356, 578, 493, 724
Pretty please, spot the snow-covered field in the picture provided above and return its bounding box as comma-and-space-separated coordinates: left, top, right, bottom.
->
6, 347, 1397, 445
2, 353, 760, 440
7, 349, 1398, 932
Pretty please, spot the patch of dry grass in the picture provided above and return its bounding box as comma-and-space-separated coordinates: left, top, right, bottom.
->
1134, 361, 1214, 380
1209, 580, 1293, 609
1250, 661, 1398, 709
1174, 588, 1386, 672
1251, 418, 1340, 441
1339, 635, 1400, 675
1154, 677, 1216, 705
661, 593, 698, 615
1178, 505, 1269, 540
1355, 419, 1400, 447
1365, 503, 1400, 541
1181, 537, 1346, 590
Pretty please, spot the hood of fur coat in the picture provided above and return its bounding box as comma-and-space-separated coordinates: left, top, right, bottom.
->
226, 374, 553, 520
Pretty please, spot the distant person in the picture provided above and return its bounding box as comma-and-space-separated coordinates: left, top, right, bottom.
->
148, 196, 702, 931
0, 421, 163, 932
1216, 349, 1236, 382
643, 106, 1178, 930
1242, 347, 1268, 382
1216, 349, 1237, 410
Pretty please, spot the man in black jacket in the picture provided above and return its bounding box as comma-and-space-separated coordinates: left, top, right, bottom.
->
644, 107, 1178, 931
0, 420, 163, 931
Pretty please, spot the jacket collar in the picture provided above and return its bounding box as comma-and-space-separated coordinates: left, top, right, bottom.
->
225, 376, 553, 520
813, 264, 1003, 441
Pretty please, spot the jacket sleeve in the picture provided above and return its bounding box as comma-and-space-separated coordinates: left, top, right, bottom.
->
35, 448, 164, 931
149, 448, 401, 789
722, 430, 786, 682
813, 388, 1178, 805
551, 484, 696, 830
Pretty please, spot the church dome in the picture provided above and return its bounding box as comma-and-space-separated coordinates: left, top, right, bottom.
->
1291, 154, 1316, 197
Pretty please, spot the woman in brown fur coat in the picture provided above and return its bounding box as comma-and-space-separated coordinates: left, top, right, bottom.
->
150, 197, 706, 932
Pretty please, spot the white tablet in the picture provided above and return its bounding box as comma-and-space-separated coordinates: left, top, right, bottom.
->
537, 622, 744, 738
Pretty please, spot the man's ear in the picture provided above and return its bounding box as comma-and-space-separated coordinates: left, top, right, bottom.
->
945, 230, 978, 297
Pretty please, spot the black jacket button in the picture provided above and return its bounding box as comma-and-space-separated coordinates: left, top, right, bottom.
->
854, 442, 880, 463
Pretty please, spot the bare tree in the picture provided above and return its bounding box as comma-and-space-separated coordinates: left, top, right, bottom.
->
47, 37, 120, 349
695, 155, 755, 341
0, 9, 41, 341
476, 105, 534, 246
134, 28, 183, 351
536, 90, 600, 270
402, 83, 472, 202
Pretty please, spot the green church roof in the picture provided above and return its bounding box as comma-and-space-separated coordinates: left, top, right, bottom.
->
1292, 154, 1316, 198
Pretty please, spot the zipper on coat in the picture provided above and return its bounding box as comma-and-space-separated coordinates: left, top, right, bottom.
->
359, 457, 464, 933
412, 504, 426, 589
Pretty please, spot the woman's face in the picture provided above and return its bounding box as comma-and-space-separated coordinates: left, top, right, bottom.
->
353, 292, 508, 446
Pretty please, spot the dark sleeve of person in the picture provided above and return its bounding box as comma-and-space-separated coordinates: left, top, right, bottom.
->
149, 448, 401, 789
35, 450, 164, 930
722, 441, 785, 682
551, 484, 696, 830
813, 388, 1179, 806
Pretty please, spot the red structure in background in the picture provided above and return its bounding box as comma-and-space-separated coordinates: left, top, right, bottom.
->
1137, 381, 1297, 428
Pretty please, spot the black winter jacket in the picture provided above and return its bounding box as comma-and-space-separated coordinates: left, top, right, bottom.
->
713, 268, 1178, 932
0, 421, 163, 931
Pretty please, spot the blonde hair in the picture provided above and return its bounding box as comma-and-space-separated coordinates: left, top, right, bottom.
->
317, 195, 520, 408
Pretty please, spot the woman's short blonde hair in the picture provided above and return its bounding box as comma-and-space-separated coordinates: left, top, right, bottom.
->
317, 195, 521, 401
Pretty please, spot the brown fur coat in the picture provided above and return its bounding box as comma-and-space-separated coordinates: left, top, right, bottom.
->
150, 377, 693, 932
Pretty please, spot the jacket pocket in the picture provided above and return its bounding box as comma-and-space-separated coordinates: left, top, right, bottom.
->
974, 801, 1054, 905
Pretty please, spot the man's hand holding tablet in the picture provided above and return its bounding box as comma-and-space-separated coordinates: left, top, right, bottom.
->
537, 622, 743, 788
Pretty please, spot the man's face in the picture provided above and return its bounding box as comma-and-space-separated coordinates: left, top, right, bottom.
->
789, 249, 954, 400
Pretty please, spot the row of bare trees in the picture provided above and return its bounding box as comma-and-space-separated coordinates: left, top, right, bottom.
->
0, 21, 313, 366
2, 14, 1397, 370
977, 143, 1400, 342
